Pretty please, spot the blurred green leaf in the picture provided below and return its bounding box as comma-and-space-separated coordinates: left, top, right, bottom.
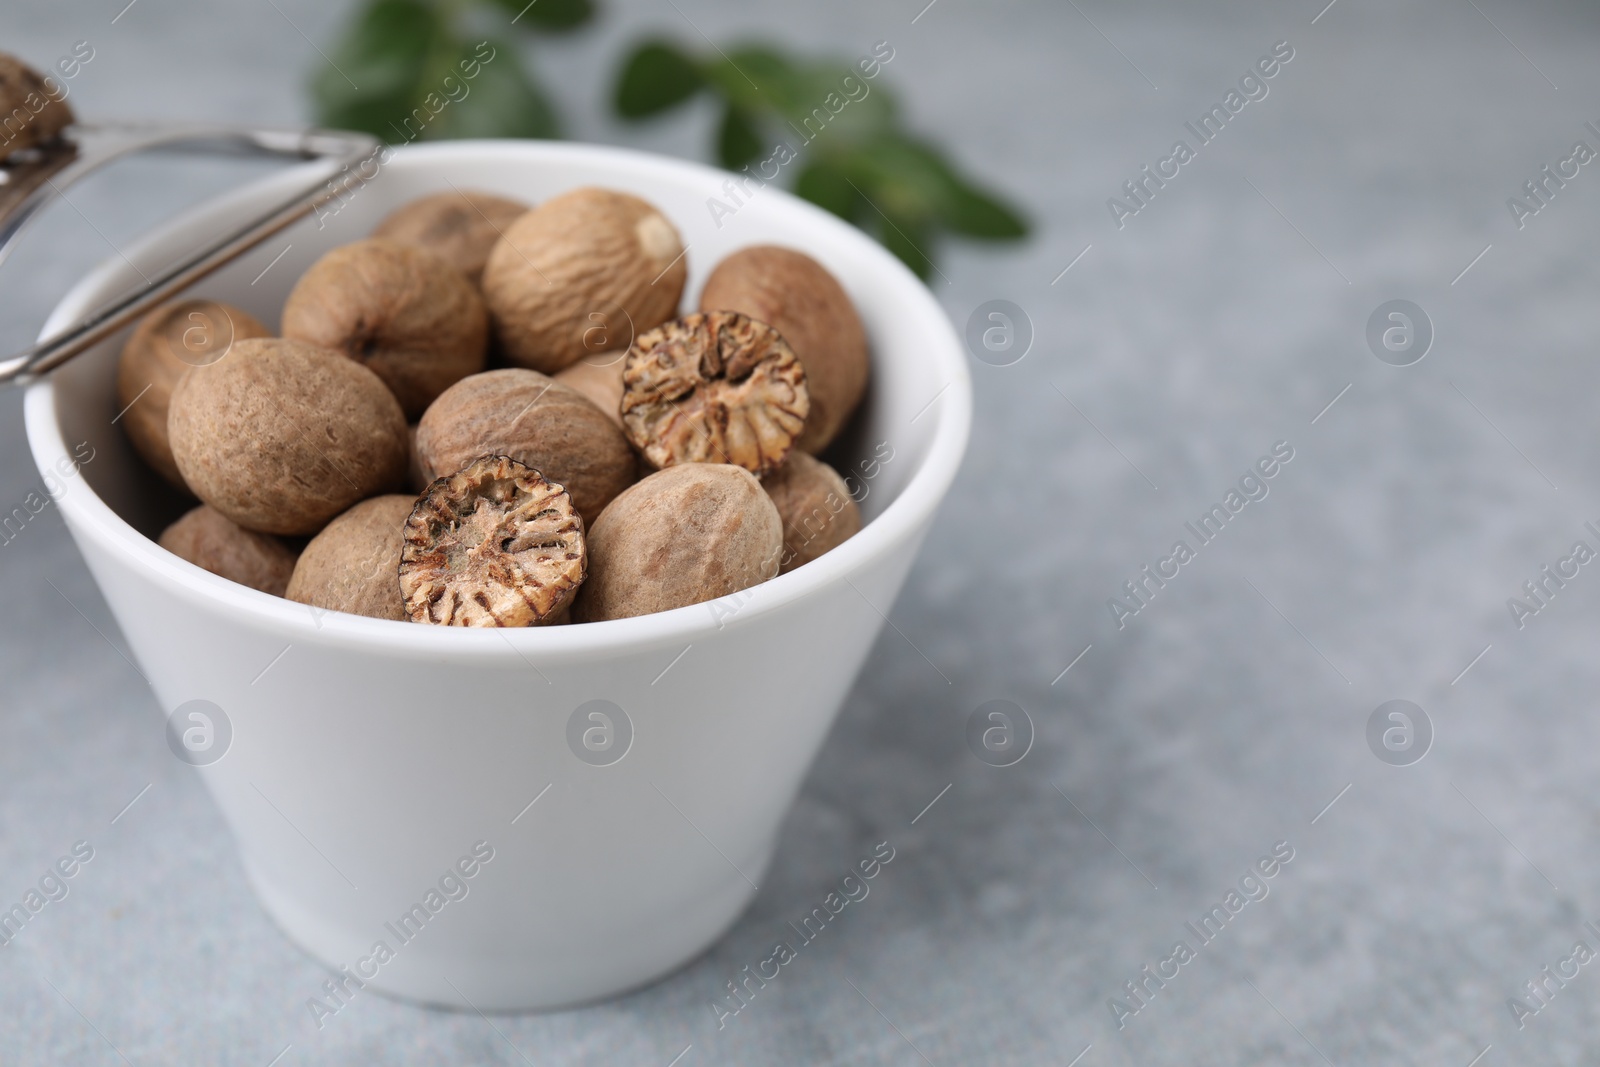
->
607, 37, 1028, 274
614, 40, 704, 118
853, 135, 1029, 240
312, 0, 579, 143
794, 159, 864, 223
779, 64, 895, 144
484, 0, 595, 31
308, 10, 1029, 277
430, 39, 560, 140
939, 179, 1028, 238
852, 138, 949, 222
897, 136, 1028, 238
716, 104, 763, 170
311, 0, 444, 136
326, 0, 439, 92
707, 46, 801, 113
875, 211, 935, 279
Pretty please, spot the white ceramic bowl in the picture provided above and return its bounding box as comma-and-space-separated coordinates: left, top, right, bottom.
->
23, 141, 970, 1010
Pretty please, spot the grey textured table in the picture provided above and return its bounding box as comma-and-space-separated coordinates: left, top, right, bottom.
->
5, 1, 1600, 1063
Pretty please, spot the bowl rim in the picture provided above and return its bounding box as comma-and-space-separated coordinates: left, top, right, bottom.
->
23, 139, 972, 658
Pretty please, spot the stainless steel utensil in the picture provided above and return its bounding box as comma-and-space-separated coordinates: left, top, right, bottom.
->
0, 122, 381, 385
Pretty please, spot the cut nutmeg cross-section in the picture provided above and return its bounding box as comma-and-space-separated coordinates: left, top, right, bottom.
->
399, 455, 585, 627
620, 311, 809, 476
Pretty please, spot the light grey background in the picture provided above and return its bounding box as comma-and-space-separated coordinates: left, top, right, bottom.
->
4, 1, 1600, 1063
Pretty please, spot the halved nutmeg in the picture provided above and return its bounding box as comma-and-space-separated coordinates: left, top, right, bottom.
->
399, 455, 585, 627
620, 311, 809, 476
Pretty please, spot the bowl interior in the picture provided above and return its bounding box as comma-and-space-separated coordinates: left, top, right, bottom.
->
29, 140, 969, 643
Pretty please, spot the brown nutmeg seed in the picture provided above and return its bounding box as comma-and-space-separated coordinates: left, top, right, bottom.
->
168, 337, 409, 536
371, 189, 529, 285
699, 245, 868, 454
481, 187, 687, 374
158, 504, 298, 596
399, 455, 585, 627
285, 494, 414, 621
116, 299, 270, 488
0, 54, 75, 157
553, 352, 626, 429
415, 368, 635, 524
621, 311, 809, 476
405, 423, 428, 493
573, 463, 782, 623
281, 238, 488, 418
762, 452, 862, 573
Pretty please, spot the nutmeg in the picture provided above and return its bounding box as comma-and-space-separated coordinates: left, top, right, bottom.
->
115, 299, 270, 488
620, 311, 809, 476
0, 54, 74, 156
371, 190, 529, 284
400, 455, 585, 627
415, 368, 635, 524
158, 504, 298, 596
168, 337, 409, 536
281, 238, 488, 418
573, 463, 782, 623
481, 187, 687, 374
405, 424, 428, 493
699, 245, 868, 453
553, 352, 626, 429
285, 494, 413, 621
762, 452, 861, 573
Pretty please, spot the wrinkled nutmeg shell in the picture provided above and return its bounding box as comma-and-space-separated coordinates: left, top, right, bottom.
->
158, 504, 298, 596
415, 368, 635, 524
0, 54, 74, 157
116, 299, 270, 488
573, 463, 782, 623
762, 452, 862, 573
405, 424, 428, 493
699, 245, 868, 454
481, 187, 687, 374
168, 337, 409, 536
371, 190, 529, 285
553, 352, 627, 429
281, 239, 489, 418
621, 311, 809, 476
399, 455, 585, 627
285, 494, 414, 621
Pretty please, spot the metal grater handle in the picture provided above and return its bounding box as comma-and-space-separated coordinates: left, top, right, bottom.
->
0, 122, 382, 385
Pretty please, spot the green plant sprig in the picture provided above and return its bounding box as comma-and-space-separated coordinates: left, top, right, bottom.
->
311, 0, 594, 144
613, 39, 1028, 278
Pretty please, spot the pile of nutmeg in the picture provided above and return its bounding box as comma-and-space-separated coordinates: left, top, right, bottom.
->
123, 187, 868, 625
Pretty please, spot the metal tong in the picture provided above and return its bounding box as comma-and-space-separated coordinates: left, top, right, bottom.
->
0, 121, 381, 385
